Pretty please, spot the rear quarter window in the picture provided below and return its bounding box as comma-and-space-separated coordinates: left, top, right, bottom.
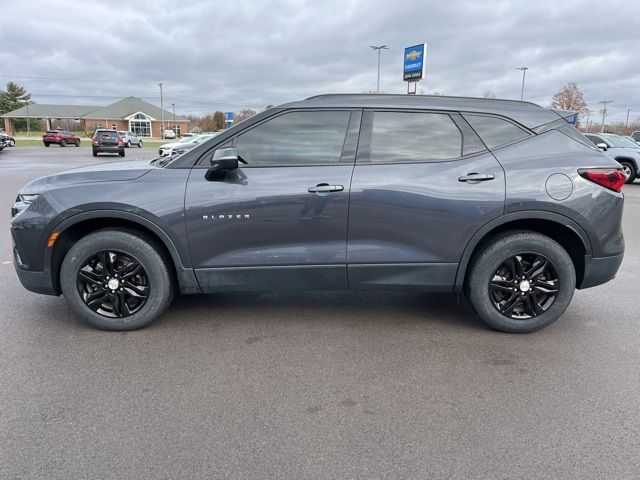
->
464, 114, 530, 149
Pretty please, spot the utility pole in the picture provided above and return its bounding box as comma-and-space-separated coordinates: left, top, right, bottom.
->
158, 83, 164, 138
585, 109, 592, 132
599, 100, 613, 132
370, 45, 388, 93
626, 108, 632, 129
516, 66, 528, 101
26, 102, 31, 137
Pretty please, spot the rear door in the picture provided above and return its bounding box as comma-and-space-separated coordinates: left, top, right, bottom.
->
185, 109, 361, 292
347, 110, 506, 291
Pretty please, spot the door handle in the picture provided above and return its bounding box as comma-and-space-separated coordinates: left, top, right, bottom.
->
308, 184, 344, 193
458, 173, 496, 183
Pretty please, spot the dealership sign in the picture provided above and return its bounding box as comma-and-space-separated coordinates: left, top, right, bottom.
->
403, 43, 426, 81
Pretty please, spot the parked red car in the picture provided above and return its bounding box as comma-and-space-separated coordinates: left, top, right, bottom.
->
43, 130, 81, 147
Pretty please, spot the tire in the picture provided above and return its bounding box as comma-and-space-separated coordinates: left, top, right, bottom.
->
465, 232, 576, 333
138, 141, 143, 148
92, 151, 98, 157
119, 150, 125, 157
75, 140, 80, 147
44, 142, 50, 147
126, 140, 131, 148
619, 161, 636, 184
9, 139, 15, 147
60, 140, 67, 147
60, 230, 173, 330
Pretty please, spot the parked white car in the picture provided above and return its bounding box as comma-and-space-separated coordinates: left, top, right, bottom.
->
158, 133, 219, 156
163, 129, 176, 139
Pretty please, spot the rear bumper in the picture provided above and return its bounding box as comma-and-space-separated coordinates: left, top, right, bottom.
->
93, 146, 124, 153
578, 252, 624, 289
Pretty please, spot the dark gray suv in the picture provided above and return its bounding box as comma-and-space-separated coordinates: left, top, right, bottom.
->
11, 95, 625, 332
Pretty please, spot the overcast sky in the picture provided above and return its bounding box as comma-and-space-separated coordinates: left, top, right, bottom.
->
1, 0, 638, 123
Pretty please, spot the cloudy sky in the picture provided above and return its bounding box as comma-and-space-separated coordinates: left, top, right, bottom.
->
1, 0, 638, 123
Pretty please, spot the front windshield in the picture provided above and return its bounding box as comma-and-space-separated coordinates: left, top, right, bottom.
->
603, 134, 639, 148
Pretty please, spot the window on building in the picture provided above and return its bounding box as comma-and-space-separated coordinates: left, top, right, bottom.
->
129, 113, 151, 137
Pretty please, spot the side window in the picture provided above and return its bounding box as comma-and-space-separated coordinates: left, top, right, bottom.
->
368, 111, 463, 163
234, 111, 351, 166
584, 135, 601, 146
464, 115, 530, 149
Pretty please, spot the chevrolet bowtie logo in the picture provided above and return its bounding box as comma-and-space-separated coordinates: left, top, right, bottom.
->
405, 50, 421, 61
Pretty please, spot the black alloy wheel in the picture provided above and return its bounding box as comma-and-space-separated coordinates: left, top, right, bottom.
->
489, 253, 559, 320
76, 250, 149, 318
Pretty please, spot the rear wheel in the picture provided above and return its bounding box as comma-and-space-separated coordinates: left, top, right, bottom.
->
126, 140, 131, 148
60, 140, 67, 147
619, 161, 636, 184
9, 139, 15, 147
75, 139, 80, 147
92, 151, 98, 157
138, 141, 143, 148
119, 150, 125, 157
60, 230, 173, 330
465, 232, 575, 333
44, 142, 50, 147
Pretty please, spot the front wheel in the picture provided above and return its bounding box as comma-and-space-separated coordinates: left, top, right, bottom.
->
75, 140, 80, 147
138, 141, 143, 148
9, 139, 15, 147
60, 230, 173, 330
465, 232, 575, 333
620, 161, 636, 184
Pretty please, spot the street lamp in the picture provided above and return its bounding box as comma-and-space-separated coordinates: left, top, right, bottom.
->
516, 66, 528, 101
626, 108, 632, 129
370, 45, 389, 94
158, 83, 164, 138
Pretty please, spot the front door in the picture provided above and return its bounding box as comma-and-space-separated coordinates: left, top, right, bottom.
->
185, 109, 360, 292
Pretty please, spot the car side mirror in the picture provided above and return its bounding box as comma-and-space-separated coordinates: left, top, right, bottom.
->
210, 148, 240, 171
596, 142, 608, 151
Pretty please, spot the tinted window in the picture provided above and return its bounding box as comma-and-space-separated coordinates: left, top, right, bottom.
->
368, 112, 462, 162
464, 115, 530, 149
584, 134, 603, 146
234, 111, 350, 166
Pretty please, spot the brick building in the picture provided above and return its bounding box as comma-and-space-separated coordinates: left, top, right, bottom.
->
1, 96, 189, 138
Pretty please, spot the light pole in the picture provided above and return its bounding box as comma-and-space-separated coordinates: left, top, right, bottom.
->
158, 83, 164, 138
599, 100, 613, 132
172, 102, 176, 136
370, 45, 388, 94
585, 109, 593, 132
516, 66, 528, 101
626, 108, 632, 129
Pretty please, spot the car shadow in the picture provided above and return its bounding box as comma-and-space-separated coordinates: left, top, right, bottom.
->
156, 290, 488, 332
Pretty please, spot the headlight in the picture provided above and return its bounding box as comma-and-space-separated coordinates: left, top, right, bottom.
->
11, 193, 39, 218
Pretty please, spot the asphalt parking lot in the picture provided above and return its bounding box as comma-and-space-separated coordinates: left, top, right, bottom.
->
1, 147, 639, 479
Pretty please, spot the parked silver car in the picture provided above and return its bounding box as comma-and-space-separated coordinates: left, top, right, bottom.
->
584, 133, 640, 183
118, 131, 143, 148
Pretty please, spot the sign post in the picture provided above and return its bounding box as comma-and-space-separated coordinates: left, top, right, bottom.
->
403, 43, 426, 95
225, 112, 234, 129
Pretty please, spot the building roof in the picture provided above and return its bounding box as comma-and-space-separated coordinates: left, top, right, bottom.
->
1, 96, 186, 121
1, 104, 98, 119
85, 96, 186, 121
281, 94, 564, 129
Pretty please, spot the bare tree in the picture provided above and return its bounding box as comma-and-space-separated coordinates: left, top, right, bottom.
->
483, 89, 497, 99
550, 82, 587, 115
234, 108, 257, 124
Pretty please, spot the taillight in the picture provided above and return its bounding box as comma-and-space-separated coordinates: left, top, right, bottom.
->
92, 137, 99, 145
118, 138, 124, 145
579, 168, 626, 192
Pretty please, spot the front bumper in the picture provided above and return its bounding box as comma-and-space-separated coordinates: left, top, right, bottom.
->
578, 252, 624, 289
14, 265, 58, 296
